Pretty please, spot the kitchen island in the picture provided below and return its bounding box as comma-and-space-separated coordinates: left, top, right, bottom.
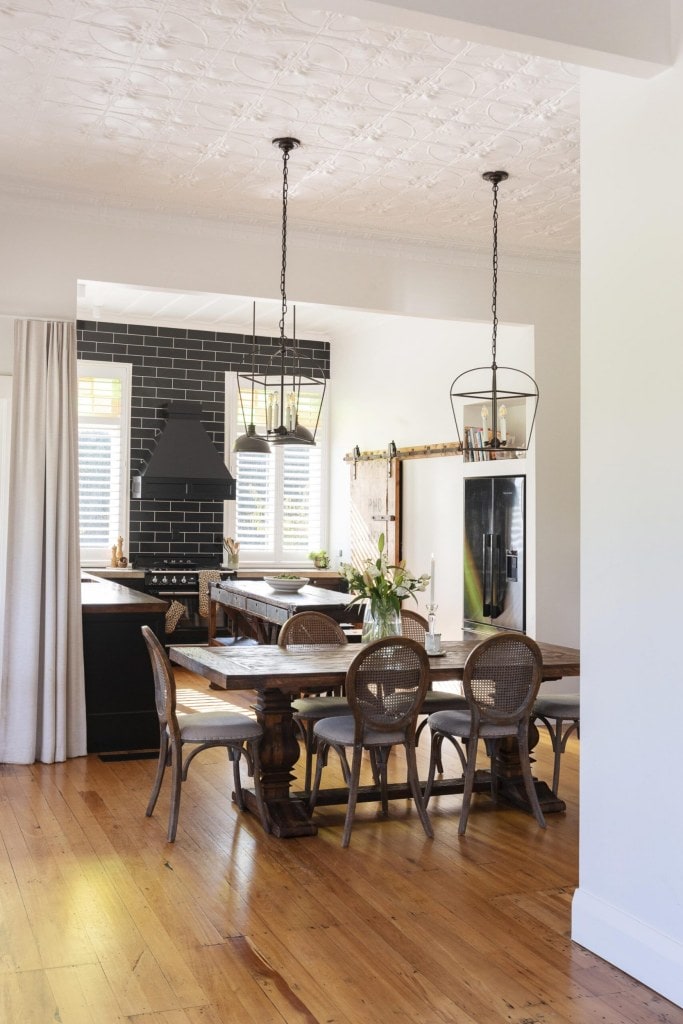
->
81, 573, 167, 753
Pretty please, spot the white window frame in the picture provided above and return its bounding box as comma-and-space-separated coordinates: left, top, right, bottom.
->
77, 360, 132, 567
224, 372, 330, 568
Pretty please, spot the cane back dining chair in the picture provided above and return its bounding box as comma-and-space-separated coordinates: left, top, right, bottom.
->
400, 610, 468, 759
425, 632, 546, 835
141, 625, 270, 842
279, 612, 349, 793
533, 692, 580, 796
309, 635, 433, 847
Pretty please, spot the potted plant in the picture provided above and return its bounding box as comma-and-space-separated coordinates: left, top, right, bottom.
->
309, 549, 330, 569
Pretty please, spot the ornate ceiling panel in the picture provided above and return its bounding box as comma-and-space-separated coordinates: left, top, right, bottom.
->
0, 0, 579, 259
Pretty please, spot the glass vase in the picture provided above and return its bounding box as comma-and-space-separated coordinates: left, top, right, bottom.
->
361, 600, 401, 643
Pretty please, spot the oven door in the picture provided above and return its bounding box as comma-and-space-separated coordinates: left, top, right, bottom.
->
148, 589, 208, 643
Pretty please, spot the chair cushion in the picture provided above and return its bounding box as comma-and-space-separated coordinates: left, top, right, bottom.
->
313, 715, 407, 748
292, 696, 349, 719
534, 694, 580, 720
177, 711, 262, 743
427, 708, 522, 740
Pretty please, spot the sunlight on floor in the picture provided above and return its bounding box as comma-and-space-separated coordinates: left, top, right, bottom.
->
176, 687, 257, 719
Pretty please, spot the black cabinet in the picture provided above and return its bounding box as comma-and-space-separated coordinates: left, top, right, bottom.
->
82, 582, 166, 753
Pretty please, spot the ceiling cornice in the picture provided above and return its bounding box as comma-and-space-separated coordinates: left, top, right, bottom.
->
0, 187, 577, 280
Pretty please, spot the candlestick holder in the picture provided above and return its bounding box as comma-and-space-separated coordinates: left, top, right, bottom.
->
426, 603, 438, 635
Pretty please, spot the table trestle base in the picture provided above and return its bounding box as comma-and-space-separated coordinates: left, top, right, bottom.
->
242, 789, 317, 837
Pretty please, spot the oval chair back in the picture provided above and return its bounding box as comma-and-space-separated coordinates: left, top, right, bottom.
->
346, 635, 430, 737
278, 611, 348, 649
400, 608, 428, 643
463, 632, 543, 730
142, 622, 181, 744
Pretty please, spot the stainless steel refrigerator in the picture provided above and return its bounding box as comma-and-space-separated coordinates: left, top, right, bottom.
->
464, 475, 525, 633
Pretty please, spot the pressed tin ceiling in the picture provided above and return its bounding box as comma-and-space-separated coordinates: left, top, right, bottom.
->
0, 0, 579, 263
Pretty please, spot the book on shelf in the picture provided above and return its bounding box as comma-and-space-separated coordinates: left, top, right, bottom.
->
463, 428, 518, 461
464, 426, 491, 462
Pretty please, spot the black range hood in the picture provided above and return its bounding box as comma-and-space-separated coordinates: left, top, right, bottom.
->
132, 401, 236, 501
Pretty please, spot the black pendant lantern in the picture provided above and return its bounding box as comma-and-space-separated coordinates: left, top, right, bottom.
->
233, 301, 271, 454
235, 137, 326, 450
450, 171, 539, 457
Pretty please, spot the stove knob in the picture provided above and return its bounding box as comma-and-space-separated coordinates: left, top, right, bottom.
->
181, 575, 187, 584
151, 575, 158, 584
171, 575, 177, 584
161, 575, 168, 585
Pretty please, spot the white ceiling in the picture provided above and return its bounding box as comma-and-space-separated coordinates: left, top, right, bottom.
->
1, 0, 580, 329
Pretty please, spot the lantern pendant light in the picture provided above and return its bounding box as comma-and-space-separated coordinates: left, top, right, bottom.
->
234, 137, 326, 450
233, 301, 271, 453
450, 171, 539, 457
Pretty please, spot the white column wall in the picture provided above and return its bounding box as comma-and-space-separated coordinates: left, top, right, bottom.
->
573, 15, 683, 1005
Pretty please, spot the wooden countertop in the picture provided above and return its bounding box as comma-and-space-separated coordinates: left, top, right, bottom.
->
81, 573, 167, 615
87, 567, 145, 580
85, 567, 343, 581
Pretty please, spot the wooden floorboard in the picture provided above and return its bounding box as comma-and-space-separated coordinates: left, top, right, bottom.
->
0, 667, 680, 1024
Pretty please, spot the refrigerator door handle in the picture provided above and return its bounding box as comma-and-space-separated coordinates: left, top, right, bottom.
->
482, 533, 492, 617
491, 533, 501, 618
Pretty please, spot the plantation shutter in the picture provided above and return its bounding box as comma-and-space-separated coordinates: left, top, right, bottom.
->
77, 362, 131, 564
227, 376, 327, 564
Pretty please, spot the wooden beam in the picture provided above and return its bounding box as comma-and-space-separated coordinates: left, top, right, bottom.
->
344, 441, 462, 462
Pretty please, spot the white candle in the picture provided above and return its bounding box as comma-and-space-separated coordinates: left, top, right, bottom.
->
481, 405, 489, 445
430, 554, 435, 604
499, 404, 507, 442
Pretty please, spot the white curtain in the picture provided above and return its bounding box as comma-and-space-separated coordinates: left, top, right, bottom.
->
0, 320, 86, 763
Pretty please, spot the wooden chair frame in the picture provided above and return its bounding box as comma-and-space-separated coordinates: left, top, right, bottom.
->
426, 632, 546, 835
141, 625, 269, 841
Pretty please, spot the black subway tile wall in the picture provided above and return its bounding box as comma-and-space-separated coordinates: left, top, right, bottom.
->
76, 320, 331, 565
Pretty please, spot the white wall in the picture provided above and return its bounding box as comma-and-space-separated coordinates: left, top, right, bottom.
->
572, 13, 683, 1005
328, 311, 535, 640
0, 199, 580, 651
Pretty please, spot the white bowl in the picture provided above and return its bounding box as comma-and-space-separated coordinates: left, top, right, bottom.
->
265, 576, 309, 593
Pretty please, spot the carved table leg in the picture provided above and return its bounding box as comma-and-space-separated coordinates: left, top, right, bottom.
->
492, 720, 566, 814
242, 686, 317, 838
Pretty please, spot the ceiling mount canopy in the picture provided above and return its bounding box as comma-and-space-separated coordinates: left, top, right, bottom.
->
450, 170, 539, 457
233, 136, 327, 454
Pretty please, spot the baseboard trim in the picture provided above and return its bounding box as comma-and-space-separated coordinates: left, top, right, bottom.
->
572, 887, 683, 1009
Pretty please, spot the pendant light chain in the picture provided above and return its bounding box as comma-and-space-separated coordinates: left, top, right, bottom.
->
490, 175, 499, 369
279, 142, 290, 341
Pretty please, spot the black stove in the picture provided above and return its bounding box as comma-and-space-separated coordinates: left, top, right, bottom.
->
136, 553, 235, 595
135, 553, 221, 571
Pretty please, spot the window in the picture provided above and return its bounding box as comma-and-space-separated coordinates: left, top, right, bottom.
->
77, 361, 132, 565
225, 374, 329, 565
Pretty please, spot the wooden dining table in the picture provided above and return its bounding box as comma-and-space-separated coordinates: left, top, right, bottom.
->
169, 635, 580, 838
